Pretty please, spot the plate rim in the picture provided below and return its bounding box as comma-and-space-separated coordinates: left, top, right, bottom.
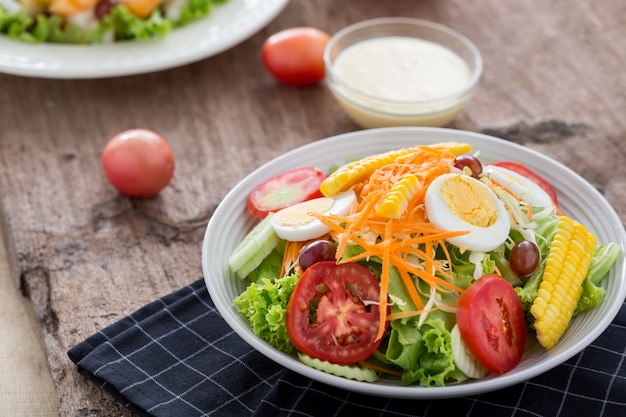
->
202, 126, 626, 399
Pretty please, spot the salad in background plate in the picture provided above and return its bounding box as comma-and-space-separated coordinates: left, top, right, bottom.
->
0, 0, 227, 43
227, 141, 622, 387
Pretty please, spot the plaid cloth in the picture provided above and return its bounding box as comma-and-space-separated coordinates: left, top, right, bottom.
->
68, 279, 626, 417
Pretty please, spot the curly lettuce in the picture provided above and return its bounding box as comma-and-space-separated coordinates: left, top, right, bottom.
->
385, 317, 467, 387
233, 273, 299, 354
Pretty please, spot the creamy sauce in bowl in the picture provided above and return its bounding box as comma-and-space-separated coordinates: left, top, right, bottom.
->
333, 36, 471, 104
324, 21, 482, 129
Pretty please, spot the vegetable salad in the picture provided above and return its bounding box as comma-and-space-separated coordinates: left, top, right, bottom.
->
229, 142, 621, 387
0, 0, 227, 43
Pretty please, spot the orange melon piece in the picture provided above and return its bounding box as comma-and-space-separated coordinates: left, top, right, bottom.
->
48, 0, 97, 16
120, 0, 161, 18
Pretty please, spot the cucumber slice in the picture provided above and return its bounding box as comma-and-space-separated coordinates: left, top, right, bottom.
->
228, 214, 280, 279
298, 353, 379, 382
450, 324, 488, 379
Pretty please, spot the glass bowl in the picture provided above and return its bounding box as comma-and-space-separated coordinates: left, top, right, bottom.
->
324, 18, 483, 128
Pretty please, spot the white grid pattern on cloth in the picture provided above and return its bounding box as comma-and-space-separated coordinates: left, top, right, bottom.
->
69, 279, 626, 417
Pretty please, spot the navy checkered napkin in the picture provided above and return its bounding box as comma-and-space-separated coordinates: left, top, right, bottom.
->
68, 279, 626, 417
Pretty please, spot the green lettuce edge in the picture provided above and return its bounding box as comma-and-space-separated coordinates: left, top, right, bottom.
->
0, 0, 227, 44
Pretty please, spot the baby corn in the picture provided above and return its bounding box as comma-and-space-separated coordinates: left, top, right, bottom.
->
375, 174, 420, 219
320, 148, 416, 196
320, 142, 471, 197
530, 216, 597, 350
429, 141, 473, 156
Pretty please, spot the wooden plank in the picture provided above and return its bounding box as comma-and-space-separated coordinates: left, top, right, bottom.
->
0, 0, 624, 415
0, 223, 58, 416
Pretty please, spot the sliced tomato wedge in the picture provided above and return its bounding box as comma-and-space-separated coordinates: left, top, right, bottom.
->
492, 161, 558, 206
286, 261, 382, 365
246, 167, 326, 219
456, 274, 526, 374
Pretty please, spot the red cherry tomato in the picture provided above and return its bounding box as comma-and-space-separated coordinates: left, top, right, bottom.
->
261, 27, 330, 87
246, 167, 326, 219
492, 161, 558, 206
102, 129, 175, 198
456, 274, 526, 374
286, 261, 383, 365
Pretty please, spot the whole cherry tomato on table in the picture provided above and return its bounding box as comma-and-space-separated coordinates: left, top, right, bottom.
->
101, 129, 175, 198
261, 27, 331, 87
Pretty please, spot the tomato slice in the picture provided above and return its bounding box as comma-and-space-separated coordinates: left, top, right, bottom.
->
286, 261, 382, 365
246, 167, 326, 219
456, 274, 526, 374
492, 161, 558, 206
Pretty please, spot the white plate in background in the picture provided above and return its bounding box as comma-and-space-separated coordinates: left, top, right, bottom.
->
0, 0, 289, 78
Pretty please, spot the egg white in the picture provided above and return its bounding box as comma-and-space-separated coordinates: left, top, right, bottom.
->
483, 165, 554, 208
270, 190, 356, 241
425, 173, 511, 252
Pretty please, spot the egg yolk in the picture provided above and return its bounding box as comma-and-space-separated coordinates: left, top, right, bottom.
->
273, 197, 334, 226
440, 175, 497, 227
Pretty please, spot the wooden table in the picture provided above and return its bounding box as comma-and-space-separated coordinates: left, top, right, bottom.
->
1, 0, 624, 415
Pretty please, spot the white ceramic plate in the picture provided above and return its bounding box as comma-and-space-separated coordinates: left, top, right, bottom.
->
0, 0, 289, 79
202, 127, 626, 399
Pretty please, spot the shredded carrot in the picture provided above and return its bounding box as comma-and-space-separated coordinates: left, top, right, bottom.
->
555, 204, 564, 216
386, 310, 422, 321
386, 303, 452, 322
396, 267, 425, 310
281, 240, 305, 277
488, 178, 523, 203
312, 145, 472, 341
375, 222, 392, 341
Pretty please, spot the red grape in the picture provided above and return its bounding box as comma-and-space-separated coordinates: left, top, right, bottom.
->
509, 241, 540, 277
454, 155, 483, 178
298, 240, 336, 271
95, 0, 116, 18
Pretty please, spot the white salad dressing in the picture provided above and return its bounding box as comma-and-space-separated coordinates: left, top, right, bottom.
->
330, 36, 473, 127
334, 36, 471, 102
469, 251, 485, 279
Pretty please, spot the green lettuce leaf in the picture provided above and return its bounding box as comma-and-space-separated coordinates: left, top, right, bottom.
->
385, 317, 467, 386
1, 0, 226, 43
176, 0, 225, 27
233, 273, 299, 354
104, 6, 171, 41
448, 246, 496, 287
0, 9, 38, 42
573, 242, 622, 316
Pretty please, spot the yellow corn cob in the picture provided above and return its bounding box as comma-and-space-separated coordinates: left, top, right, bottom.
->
530, 216, 597, 350
429, 142, 473, 156
375, 174, 421, 219
320, 148, 416, 196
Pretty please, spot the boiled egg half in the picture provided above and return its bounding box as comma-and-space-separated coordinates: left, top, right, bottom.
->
483, 165, 554, 208
270, 190, 356, 241
425, 173, 510, 252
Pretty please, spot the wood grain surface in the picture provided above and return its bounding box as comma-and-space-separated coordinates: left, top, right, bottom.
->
0, 222, 58, 416
0, 0, 624, 415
